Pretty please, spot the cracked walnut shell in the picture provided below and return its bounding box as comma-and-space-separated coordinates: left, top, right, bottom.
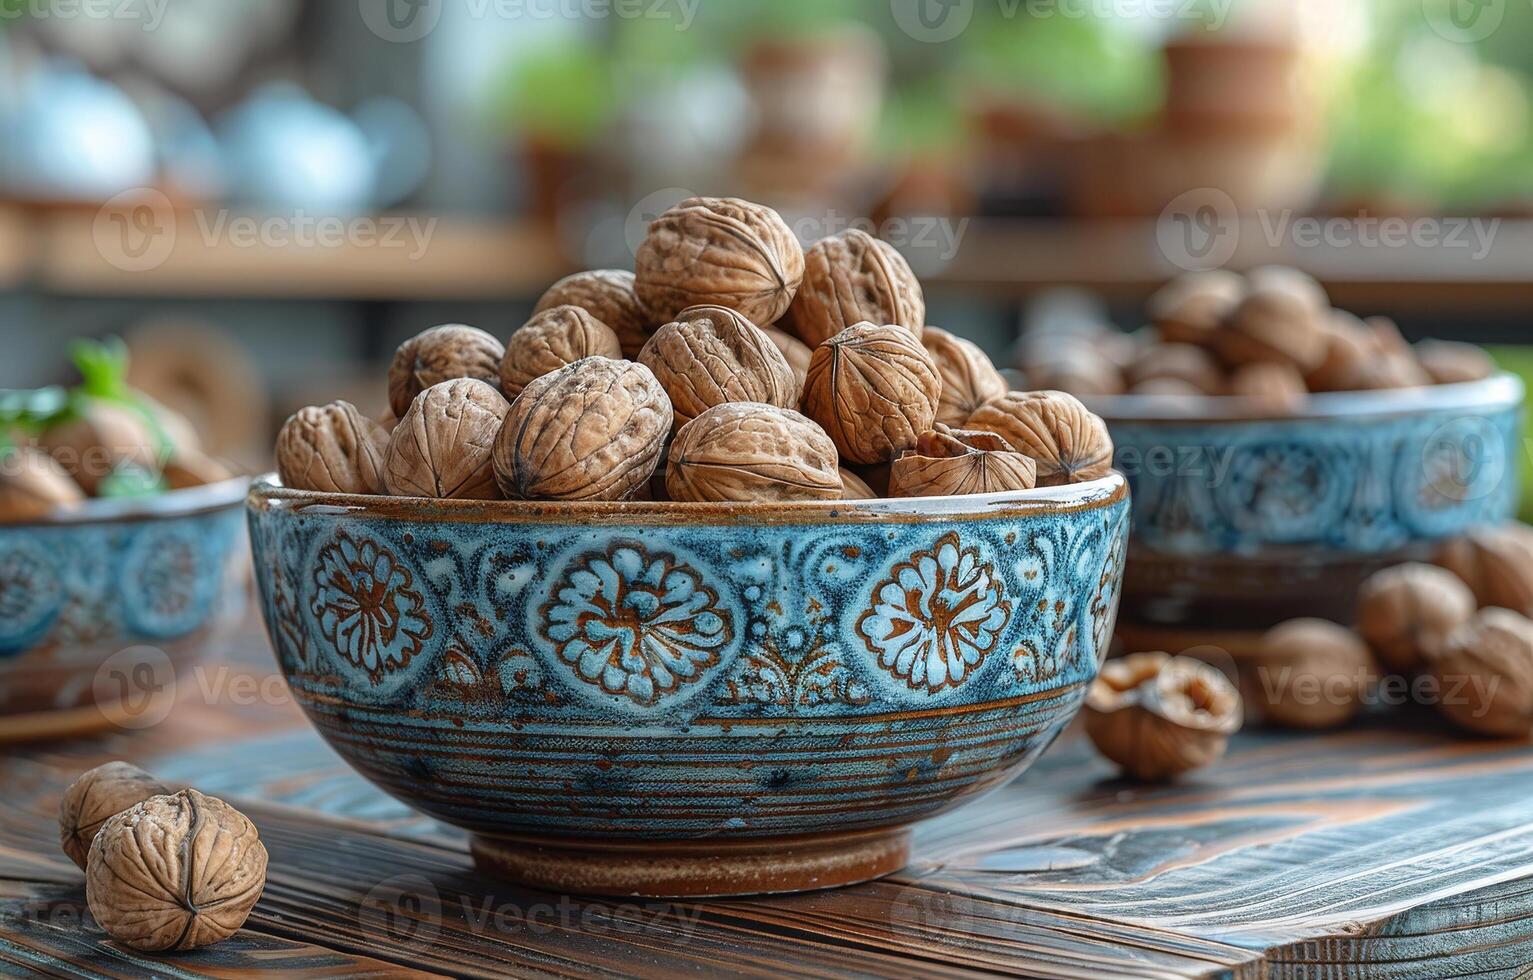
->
1247, 619, 1375, 729
1429, 608, 1533, 737
1084, 652, 1242, 782
888, 426, 1037, 498
494, 357, 671, 501
638, 305, 798, 427
1356, 563, 1476, 673
534, 269, 654, 359
500, 305, 622, 398
635, 197, 805, 327
388, 324, 505, 418
802, 322, 942, 465
667, 402, 842, 503
966, 391, 1114, 487
922, 326, 1007, 427
384, 379, 509, 499
276, 401, 390, 495
59, 762, 170, 870
86, 789, 267, 952
780, 229, 925, 347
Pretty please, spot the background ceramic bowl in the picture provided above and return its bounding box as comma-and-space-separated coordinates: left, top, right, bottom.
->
247, 474, 1130, 897
0, 477, 250, 741
1091, 374, 1524, 657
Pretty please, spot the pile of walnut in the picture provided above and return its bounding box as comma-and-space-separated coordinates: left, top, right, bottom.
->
59, 762, 268, 953
276, 197, 1113, 503
1018, 267, 1496, 411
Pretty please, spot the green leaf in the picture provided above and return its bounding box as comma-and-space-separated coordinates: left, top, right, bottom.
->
96, 462, 167, 499
70, 338, 132, 400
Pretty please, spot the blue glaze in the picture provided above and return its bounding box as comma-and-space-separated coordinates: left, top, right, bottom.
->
247, 477, 1129, 840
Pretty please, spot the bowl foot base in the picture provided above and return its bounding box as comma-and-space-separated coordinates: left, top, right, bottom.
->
470, 826, 911, 898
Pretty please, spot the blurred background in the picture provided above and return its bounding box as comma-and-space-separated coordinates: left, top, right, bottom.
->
3, 0, 1532, 473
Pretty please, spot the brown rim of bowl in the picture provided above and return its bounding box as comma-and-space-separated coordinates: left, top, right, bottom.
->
1088, 372, 1523, 425
247, 471, 1128, 527
2, 476, 251, 528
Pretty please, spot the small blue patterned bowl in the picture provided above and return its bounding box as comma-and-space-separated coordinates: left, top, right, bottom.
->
0, 478, 250, 740
247, 474, 1130, 896
1092, 374, 1524, 655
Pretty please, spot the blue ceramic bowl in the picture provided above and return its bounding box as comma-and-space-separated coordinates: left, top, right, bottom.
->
1091, 374, 1524, 655
0, 478, 250, 739
247, 474, 1130, 896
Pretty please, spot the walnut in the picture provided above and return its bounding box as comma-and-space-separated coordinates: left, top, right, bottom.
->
86, 789, 266, 952
1147, 270, 1245, 347
275, 401, 390, 495
384, 380, 509, 500
760, 325, 813, 398
1128, 378, 1206, 398
1227, 362, 1307, 413
387, 324, 505, 418
59, 762, 170, 870
1084, 652, 1242, 782
1127, 342, 1225, 395
839, 467, 878, 500
162, 451, 234, 490
1305, 311, 1375, 392
922, 327, 1008, 427
535, 269, 654, 359
802, 322, 941, 465
500, 305, 622, 399
1437, 523, 1533, 616
1217, 266, 1329, 373
1246, 619, 1375, 729
634, 197, 805, 327
0, 447, 84, 521
638, 305, 797, 427
1023, 344, 1126, 398
1356, 563, 1476, 673
1429, 608, 1533, 737
1417, 339, 1495, 386
889, 426, 1037, 498
39, 400, 159, 496
779, 229, 925, 347
1358, 317, 1430, 389
667, 402, 842, 503
966, 390, 1114, 487
493, 357, 670, 501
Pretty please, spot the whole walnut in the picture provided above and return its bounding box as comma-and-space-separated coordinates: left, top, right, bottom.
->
494, 357, 671, 501
59, 761, 170, 870
500, 305, 622, 398
779, 229, 925, 347
839, 467, 878, 500
1024, 342, 1126, 398
1084, 652, 1242, 782
1227, 362, 1307, 413
1129, 377, 1206, 399
40, 400, 160, 496
634, 197, 805, 326
1147, 270, 1246, 347
802, 322, 942, 465
1356, 563, 1476, 673
760, 325, 814, 397
86, 789, 267, 952
1417, 339, 1495, 386
1217, 267, 1329, 373
1354, 316, 1430, 390
638, 305, 797, 427
162, 451, 234, 490
1306, 311, 1376, 392
1429, 607, 1533, 737
1437, 523, 1533, 616
384, 380, 509, 499
1246, 619, 1375, 729
966, 390, 1114, 487
888, 427, 1037, 498
0, 447, 84, 521
275, 401, 390, 495
1128, 342, 1225, 395
922, 327, 1008, 427
667, 403, 842, 503
535, 269, 654, 359
387, 324, 505, 418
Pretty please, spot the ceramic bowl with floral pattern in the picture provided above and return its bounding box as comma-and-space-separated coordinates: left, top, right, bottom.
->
1092, 374, 1524, 656
0, 477, 250, 740
246, 473, 1130, 897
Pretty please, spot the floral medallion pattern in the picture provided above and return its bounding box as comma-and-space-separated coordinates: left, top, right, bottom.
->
538, 543, 732, 706
310, 529, 433, 683
121, 525, 211, 638
857, 532, 1011, 693
0, 540, 63, 656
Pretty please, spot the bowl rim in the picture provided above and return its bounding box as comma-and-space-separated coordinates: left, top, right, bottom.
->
1087, 371, 1523, 425
3, 475, 252, 528
247, 471, 1128, 526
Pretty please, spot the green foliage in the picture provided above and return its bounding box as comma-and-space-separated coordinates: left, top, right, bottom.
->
490, 38, 616, 150
1489, 347, 1533, 524
0, 338, 171, 464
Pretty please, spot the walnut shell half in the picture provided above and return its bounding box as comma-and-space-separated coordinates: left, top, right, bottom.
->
966, 390, 1114, 486
384, 379, 509, 499
780, 229, 925, 347
922, 326, 1007, 427
667, 402, 842, 503
802, 322, 942, 465
534, 269, 654, 359
59, 761, 170, 870
500, 305, 622, 399
494, 357, 670, 501
639, 305, 797, 427
634, 197, 805, 326
888, 426, 1037, 498
276, 401, 390, 495
388, 324, 505, 418
1084, 652, 1242, 782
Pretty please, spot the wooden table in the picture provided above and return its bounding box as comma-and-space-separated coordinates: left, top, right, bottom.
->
3, 619, 1533, 978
